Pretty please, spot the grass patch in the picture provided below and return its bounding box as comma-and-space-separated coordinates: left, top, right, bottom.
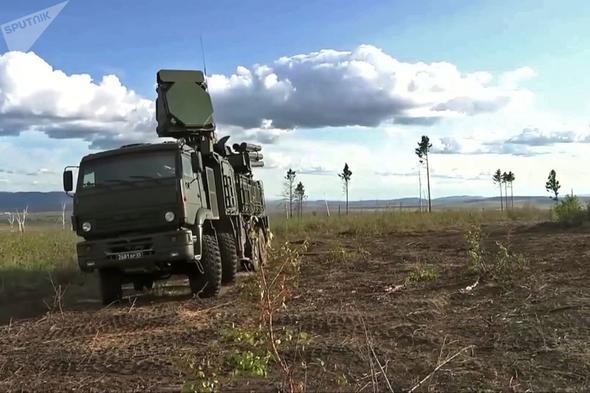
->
0, 229, 88, 321
406, 264, 439, 284
0, 229, 78, 271
0, 230, 81, 294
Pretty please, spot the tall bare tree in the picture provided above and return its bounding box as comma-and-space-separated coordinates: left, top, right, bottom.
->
545, 169, 560, 202
5, 212, 15, 231
283, 169, 297, 219
493, 169, 503, 211
415, 136, 432, 212
338, 163, 352, 215
15, 206, 28, 233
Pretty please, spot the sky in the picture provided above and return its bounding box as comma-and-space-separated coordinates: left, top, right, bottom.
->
1, 0, 590, 200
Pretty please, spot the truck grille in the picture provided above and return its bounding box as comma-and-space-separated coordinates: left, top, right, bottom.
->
104, 237, 155, 260
93, 209, 167, 234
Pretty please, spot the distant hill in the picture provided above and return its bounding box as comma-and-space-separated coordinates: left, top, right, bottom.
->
0, 192, 71, 213
266, 195, 587, 214
0, 192, 585, 214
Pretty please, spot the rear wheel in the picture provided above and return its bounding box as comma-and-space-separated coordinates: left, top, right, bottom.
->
257, 227, 268, 266
99, 268, 122, 305
244, 226, 268, 272
188, 233, 222, 298
218, 232, 238, 284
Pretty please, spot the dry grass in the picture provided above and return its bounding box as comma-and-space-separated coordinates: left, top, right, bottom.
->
271, 207, 549, 240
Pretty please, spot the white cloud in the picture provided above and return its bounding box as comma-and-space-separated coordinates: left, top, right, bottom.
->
4, 48, 590, 198
499, 66, 537, 88
0, 47, 536, 149
0, 51, 154, 148
208, 45, 535, 129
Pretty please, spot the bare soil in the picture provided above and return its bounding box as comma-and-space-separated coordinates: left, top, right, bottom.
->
1, 222, 589, 392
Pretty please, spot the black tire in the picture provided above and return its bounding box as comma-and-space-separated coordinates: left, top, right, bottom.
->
244, 235, 259, 272
218, 232, 238, 284
133, 280, 143, 292
189, 233, 222, 298
244, 226, 267, 272
99, 268, 122, 305
257, 227, 268, 266
133, 277, 154, 292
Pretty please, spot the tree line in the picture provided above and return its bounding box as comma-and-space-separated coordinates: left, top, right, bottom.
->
283, 163, 352, 218
282, 134, 567, 218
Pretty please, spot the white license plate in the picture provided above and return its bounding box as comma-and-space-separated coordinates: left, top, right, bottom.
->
116, 251, 144, 261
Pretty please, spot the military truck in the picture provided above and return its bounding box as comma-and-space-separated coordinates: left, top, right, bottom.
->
63, 70, 270, 304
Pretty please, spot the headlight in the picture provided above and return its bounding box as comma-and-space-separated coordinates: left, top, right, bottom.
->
82, 222, 92, 232
164, 211, 175, 222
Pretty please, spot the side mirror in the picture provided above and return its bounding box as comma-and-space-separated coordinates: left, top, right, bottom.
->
63, 170, 74, 192
191, 152, 203, 173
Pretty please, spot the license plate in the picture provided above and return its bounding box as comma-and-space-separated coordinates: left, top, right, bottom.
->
116, 251, 144, 261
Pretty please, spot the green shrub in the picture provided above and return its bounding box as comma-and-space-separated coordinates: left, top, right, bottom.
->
225, 350, 271, 377
554, 195, 584, 225
465, 226, 486, 274
493, 241, 527, 278
406, 264, 439, 284
464, 226, 527, 280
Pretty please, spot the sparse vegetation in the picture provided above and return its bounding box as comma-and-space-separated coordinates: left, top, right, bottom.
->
464, 225, 527, 280
2, 207, 589, 392
272, 207, 549, 240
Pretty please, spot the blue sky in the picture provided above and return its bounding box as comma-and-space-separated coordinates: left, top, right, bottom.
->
1, 0, 590, 199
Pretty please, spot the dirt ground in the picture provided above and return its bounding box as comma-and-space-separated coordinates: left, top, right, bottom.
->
1, 222, 589, 392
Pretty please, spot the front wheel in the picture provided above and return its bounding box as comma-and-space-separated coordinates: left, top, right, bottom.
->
133, 277, 154, 292
188, 233, 222, 298
99, 268, 122, 305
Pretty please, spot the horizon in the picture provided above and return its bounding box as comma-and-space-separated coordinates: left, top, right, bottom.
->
0, 190, 577, 201
1, 1, 590, 199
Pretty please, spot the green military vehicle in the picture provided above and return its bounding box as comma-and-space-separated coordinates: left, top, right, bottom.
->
63, 70, 270, 304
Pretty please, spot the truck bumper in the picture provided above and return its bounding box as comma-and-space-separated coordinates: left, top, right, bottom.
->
76, 229, 195, 273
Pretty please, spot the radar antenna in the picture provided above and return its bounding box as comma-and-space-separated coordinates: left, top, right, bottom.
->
200, 35, 208, 78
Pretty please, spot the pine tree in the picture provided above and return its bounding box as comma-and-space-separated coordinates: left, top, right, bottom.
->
415, 136, 433, 212
338, 163, 352, 215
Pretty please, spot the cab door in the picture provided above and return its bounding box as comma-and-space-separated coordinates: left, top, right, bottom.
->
181, 153, 204, 225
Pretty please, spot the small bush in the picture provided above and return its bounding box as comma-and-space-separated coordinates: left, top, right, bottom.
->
554, 195, 584, 226
465, 226, 486, 274
220, 326, 266, 347
464, 226, 527, 280
493, 241, 527, 278
176, 355, 219, 393
225, 350, 271, 377
406, 264, 439, 284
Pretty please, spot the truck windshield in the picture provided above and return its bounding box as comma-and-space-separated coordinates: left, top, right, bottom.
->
79, 151, 176, 189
